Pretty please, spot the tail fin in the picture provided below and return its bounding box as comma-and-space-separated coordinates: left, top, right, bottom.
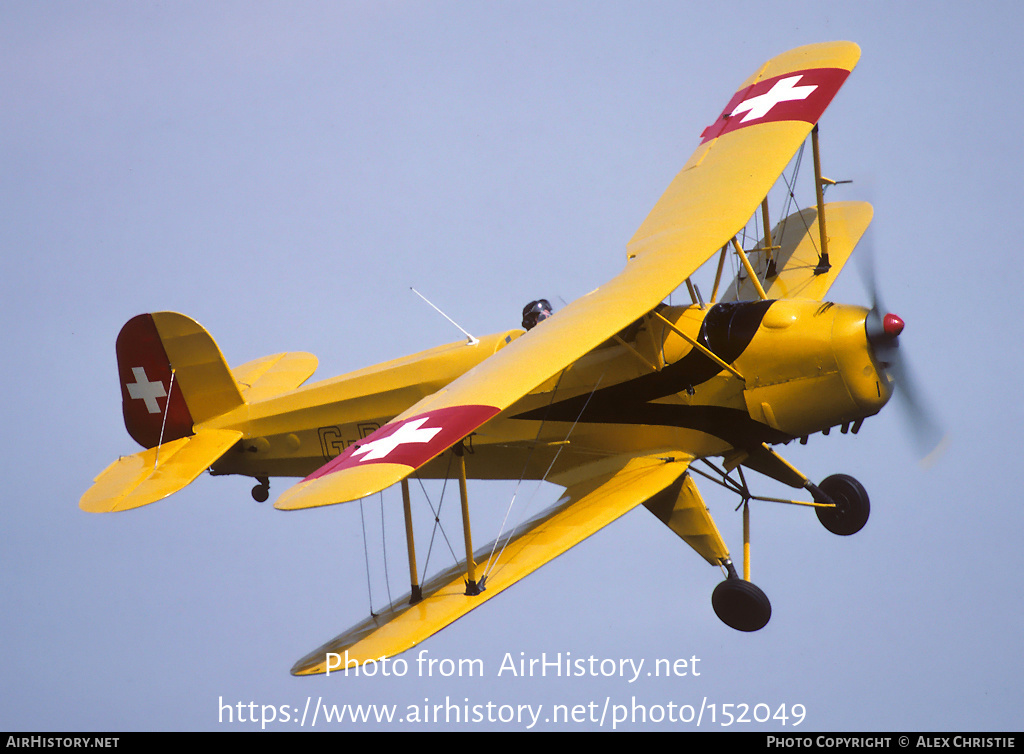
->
116, 312, 245, 448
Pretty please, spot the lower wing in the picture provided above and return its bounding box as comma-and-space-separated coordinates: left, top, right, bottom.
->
290, 450, 692, 675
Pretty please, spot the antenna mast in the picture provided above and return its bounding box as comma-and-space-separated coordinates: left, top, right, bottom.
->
410, 287, 479, 345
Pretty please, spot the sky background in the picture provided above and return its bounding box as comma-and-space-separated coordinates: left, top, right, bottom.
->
3, 0, 1022, 732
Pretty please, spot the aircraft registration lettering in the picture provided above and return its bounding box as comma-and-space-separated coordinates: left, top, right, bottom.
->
317, 423, 381, 461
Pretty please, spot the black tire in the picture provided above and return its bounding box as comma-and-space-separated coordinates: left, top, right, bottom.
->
815, 473, 869, 535
712, 578, 771, 632
251, 484, 269, 503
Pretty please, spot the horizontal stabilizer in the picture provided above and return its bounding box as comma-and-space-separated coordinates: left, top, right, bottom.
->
231, 352, 318, 403
290, 451, 691, 675
80, 429, 242, 513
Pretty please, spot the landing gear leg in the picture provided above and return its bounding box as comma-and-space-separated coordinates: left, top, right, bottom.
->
712, 496, 771, 632
251, 476, 270, 503
695, 454, 869, 631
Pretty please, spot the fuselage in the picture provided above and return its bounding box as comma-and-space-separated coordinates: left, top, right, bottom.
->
206, 299, 892, 485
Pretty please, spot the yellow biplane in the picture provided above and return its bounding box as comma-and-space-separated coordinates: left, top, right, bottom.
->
82, 42, 920, 675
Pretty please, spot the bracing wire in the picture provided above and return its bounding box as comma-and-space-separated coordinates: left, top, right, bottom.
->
378, 491, 393, 611
358, 498, 377, 616
417, 453, 460, 585
481, 370, 568, 574
779, 140, 806, 221
356, 491, 399, 617
777, 141, 817, 255
483, 368, 608, 579
154, 369, 176, 466
717, 136, 812, 298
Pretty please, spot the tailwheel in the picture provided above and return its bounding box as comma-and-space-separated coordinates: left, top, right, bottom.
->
712, 577, 771, 632
251, 477, 270, 503
815, 474, 869, 536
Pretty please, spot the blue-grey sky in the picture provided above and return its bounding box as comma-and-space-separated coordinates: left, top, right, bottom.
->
3, 0, 1022, 731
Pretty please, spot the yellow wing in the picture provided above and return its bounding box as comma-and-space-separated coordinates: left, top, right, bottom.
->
290, 451, 692, 675
720, 201, 873, 302
275, 41, 861, 511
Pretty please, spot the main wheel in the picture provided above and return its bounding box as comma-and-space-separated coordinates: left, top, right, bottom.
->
712, 578, 771, 632
815, 473, 869, 535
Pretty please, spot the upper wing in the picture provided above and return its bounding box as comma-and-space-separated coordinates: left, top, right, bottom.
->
275, 41, 860, 511
290, 451, 692, 674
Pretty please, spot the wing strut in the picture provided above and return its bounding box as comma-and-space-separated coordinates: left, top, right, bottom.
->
811, 125, 831, 274
650, 310, 745, 381
731, 237, 769, 300
454, 442, 483, 595
710, 245, 728, 303
400, 479, 423, 604
612, 333, 660, 372
291, 452, 693, 674
760, 198, 780, 278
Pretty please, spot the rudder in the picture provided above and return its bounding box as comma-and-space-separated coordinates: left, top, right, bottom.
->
116, 312, 245, 448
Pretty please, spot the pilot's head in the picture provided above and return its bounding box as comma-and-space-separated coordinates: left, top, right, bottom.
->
522, 299, 553, 330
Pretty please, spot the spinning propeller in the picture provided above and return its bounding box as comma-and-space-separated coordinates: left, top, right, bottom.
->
858, 233, 947, 462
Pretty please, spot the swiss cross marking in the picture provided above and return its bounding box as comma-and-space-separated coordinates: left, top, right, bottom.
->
731, 75, 818, 123
352, 417, 442, 462
126, 366, 167, 414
